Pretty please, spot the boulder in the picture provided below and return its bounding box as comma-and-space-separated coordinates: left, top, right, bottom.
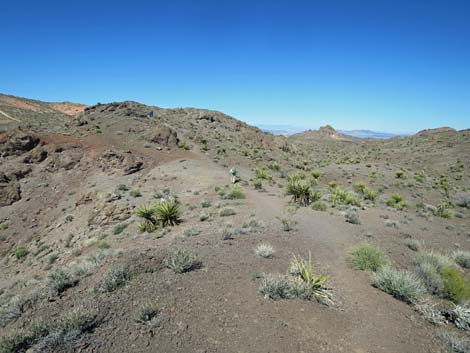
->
0, 132, 40, 157
150, 125, 179, 147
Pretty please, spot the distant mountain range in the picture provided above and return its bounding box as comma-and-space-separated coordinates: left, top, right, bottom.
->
257, 124, 408, 139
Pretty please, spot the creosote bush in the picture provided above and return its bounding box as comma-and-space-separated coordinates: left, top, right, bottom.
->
349, 243, 388, 272
164, 249, 200, 273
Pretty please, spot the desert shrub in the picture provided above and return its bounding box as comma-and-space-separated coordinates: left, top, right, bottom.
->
311, 170, 322, 179
415, 261, 444, 295
164, 249, 200, 273
136, 204, 159, 232
395, 170, 405, 179
310, 189, 322, 202
135, 303, 160, 326
453, 251, 470, 269
353, 182, 366, 193
387, 193, 407, 210
200, 200, 211, 208
438, 331, 470, 353
455, 193, 470, 209
255, 169, 272, 181
259, 274, 292, 300
451, 304, 470, 331
154, 199, 180, 226
253, 179, 263, 190
345, 210, 361, 224
414, 252, 455, 295
331, 188, 361, 206
219, 208, 236, 217
224, 185, 245, 200
404, 238, 420, 252
278, 217, 297, 231
289, 253, 331, 304
363, 187, 378, 201
113, 223, 128, 235
349, 243, 388, 272
311, 201, 327, 211
286, 180, 311, 206
414, 300, 445, 325
441, 266, 470, 304
255, 243, 274, 258
266, 161, 281, 171
431, 201, 454, 218
47, 269, 77, 295
100, 266, 131, 292
130, 190, 142, 197
373, 267, 425, 303
116, 184, 129, 191
14, 247, 28, 260
0, 309, 98, 353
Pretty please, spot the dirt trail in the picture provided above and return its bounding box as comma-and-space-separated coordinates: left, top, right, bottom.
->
190, 153, 444, 353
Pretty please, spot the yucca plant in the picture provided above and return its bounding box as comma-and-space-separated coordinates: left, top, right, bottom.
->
154, 199, 181, 226
286, 180, 311, 206
289, 253, 331, 302
136, 204, 159, 232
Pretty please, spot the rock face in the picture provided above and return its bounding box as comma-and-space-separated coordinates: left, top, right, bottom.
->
98, 150, 144, 175
0, 181, 21, 206
0, 132, 40, 157
0, 170, 28, 207
150, 125, 179, 147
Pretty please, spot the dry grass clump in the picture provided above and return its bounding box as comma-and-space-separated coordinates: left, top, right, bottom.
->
100, 265, 131, 292
255, 243, 274, 258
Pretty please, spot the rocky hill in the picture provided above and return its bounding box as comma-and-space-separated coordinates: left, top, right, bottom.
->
1, 93, 470, 353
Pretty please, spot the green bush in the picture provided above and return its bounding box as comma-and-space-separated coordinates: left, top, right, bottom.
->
311, 201, 327, 211
219, 208, 236, 217
253, 179, 263, 190
47, 269, 77, 295
224, 185, 245, 200
154, 199, 181, 226
14, 247, 28, 260
331, 188, 361, 206
441, 266, 470, 304
387, 193, 407, 210
286, 180, 311, 206
349, 243, 388, 272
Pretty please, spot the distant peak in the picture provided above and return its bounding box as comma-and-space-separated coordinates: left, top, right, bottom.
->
415, 127, 456, 136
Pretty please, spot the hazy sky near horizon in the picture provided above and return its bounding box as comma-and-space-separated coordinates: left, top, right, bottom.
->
1, 0, 469, 133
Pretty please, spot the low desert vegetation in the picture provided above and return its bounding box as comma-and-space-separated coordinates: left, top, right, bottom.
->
386, 193, 407, 210
345, 209, 361, 224
136, 199, 181, 232
404, 238, 420, 252
438, 331, 470, 353
0, 308, 99, 353
259, 253, 332, 305
46, 268, 77, 296
222, 185, 246, 200
135, 302, 160, 326
100, 265, 131, 292
349, 243, 388, 272
286, 179, 312, 206
372, 266, 425, 304
453, 250, 470, 269
331, 188, 361, 207
219, 208, 236, 217
164, 249, 200, 273
255, 243, 274, 258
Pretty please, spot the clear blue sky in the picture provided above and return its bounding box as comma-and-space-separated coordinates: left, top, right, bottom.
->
1, 0, 469, 133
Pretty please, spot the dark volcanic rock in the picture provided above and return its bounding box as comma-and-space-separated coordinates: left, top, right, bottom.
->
0, 173, 21, 207
150, 125, 179, 147
0, 132, 40, 157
